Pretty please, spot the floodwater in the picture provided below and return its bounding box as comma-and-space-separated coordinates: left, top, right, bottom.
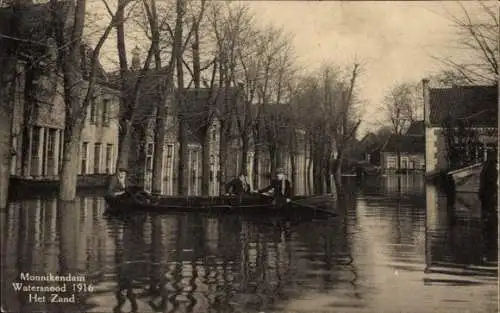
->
1, 174, 498, 313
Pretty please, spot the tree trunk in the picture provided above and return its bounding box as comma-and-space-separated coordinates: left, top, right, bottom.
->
115, 0, 129, 172
0, 61, 17, 208
305, 142, 314, 194
116, 121, 132, 170
218, 121, 229, 194
290, 152, 297, 195
59, 120, 83, 200
241, 132, 249, 175
325, 158, 332, 194
269, 145, 277, 179
192, 20, 201, 89
175, 0, 186, 195
252, 145, 260, 190
177, 112, 186, 195
21, 68, 35, 176
332, 158, 343, 198
201, 130, 209, 195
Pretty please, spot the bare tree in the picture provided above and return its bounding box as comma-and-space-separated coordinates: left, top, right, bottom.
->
330, 64, 362, 193
382, 82, 421, 171
436, 2, 498, 85
384, 82, 419, 135
50, 0, 135, 200
290, 63, 361, 195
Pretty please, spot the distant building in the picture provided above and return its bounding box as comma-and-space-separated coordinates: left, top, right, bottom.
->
358, 133, 382, 166
380, 121, 425, 173
422, 80, 498, 176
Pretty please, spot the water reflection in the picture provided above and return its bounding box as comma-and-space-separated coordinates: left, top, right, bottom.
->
1, 177, 497, 313
425, 184, 497, 276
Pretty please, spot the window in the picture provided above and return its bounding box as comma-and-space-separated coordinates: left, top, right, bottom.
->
401, 156, 409, 169
81, 142, 89, 174
94, 143, 101, 173
166, 144, 173, 159
165, 144, 174, 195
89, 98, 98, 124
191, 150, 199, 190
386, 156, 397, 169
47, 129, 56, 157
212, 128, 217, 141
102, 99, 110, 126
105, 144, 113, 174
31, 126, 40, 157
146, 143, 154, 171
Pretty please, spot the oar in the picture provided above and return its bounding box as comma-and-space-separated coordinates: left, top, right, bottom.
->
253, 192, 337, 216
289, 200, 337, 216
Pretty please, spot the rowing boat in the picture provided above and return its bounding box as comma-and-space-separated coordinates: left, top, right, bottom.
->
103, 191, 336, 219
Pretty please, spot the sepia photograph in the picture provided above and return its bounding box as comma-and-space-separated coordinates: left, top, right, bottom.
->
0, 0, 498, 312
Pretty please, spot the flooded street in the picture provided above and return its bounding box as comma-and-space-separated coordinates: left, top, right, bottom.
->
1, 175, 497, 313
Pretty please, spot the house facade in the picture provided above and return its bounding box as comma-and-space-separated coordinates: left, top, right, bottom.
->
422, 79, 498, 176
0, 2, 120, 199
380, 121, 425, 173
6, 55, 119, 184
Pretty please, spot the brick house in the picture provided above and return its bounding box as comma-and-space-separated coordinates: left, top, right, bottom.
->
380, 121, 425, 173
422, 79, 498, 176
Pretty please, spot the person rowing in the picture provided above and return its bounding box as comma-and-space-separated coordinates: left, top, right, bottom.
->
258, 168, 292, 206
108, 167, 150, 203
225, 172, 252, 196
108, 167, 129, 198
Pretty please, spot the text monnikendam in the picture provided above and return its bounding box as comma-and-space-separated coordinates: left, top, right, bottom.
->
18, 272, 85, 282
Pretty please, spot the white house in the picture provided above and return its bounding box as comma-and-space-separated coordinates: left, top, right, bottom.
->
423, 79, 498, 176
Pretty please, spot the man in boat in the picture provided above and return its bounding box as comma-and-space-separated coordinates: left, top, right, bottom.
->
225, 172, 252, 196
108, 167, 129, 198
258, 168, 292, 205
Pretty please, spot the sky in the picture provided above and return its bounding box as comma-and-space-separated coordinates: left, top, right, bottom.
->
236, 1, 484, 136
92, 1, 494, 138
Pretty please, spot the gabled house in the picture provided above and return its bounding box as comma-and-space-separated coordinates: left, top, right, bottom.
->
380, 121, 425, 173
422, 80, 498, 176
358, 133, 382, 166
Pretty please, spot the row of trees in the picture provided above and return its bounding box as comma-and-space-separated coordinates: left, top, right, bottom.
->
2, 0, 495, 200
1, 0, 362, 199
86, 0, 363, 197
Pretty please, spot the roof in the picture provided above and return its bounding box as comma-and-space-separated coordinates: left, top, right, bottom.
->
428, 86, 498, 127
381, 134, 425, 154
406, 120, 424, 135
181, 87, 243, 142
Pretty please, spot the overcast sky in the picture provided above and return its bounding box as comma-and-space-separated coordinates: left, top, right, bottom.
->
237, 1, 487, 136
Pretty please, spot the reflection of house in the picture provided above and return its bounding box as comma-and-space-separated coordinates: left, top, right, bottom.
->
423, 80, 498, 176
380, 121, 425, 173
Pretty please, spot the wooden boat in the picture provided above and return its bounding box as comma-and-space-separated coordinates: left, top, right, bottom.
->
104, 191, 336, 219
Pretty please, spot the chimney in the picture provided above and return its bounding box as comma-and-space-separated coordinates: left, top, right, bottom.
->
422, 78, 430, 127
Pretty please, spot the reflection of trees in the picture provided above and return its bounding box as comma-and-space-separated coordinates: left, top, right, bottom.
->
292, 193, 360, 297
